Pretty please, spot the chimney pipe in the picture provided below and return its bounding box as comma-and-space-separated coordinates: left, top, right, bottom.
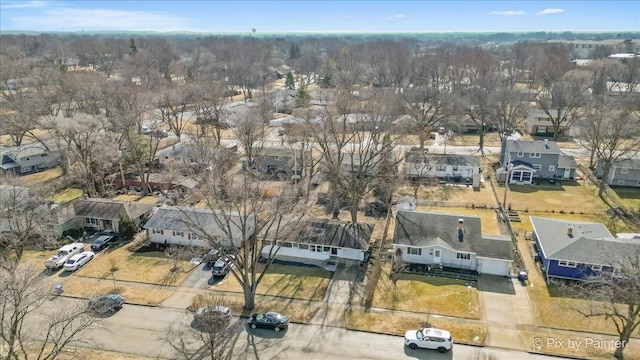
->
567, 224, 574, 237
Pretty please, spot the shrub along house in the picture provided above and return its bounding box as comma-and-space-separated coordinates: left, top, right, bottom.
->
261, 218, 374, 267
392, 211, 513, 276
143, 207, 254, 249
530, 216, 640, 282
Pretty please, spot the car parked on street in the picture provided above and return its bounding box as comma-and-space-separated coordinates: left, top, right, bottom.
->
404, 327, 453, 353
63, 251, 95, 271
87, 293, 125, 314
91, 234, 116, 251
211, 256, 235, 277
194, 305, 232, 328
247, 312, 289, 332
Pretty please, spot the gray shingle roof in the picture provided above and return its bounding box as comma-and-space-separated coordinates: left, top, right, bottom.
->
393, 211, 513, 260
405, 153, 481, 167
143, 206, 251, 241
557, 154, 578, 169
295, 219, 374, 250
530, 216, 639, 264
506, 139, 560, 155
73, 199, 154, 221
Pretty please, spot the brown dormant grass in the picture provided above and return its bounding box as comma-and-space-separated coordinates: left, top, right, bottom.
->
345, 310, 486, 345
212, 263, 331, 301
61, 278, 173, 306
372, 264, 481, 320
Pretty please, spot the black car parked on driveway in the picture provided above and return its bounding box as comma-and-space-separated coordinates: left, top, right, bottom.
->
247, 312, 289, 332
90, 233, 117, 251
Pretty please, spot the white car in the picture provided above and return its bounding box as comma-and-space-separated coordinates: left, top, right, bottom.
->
404, 327, 453, 353
63, 251, 95, 271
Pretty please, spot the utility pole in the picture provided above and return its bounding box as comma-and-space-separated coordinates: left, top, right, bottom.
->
502, 153, 512, 210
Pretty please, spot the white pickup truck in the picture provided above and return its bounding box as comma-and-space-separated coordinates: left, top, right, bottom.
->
45, 243, 85, 270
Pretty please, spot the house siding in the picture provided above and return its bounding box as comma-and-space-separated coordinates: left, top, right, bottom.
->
262, 244, 364, 262
395, 245, 476, 271
404, 163, 479, 178
148, 229, 209, 248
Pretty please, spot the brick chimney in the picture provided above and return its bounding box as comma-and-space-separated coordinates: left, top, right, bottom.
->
457, 218, 464, 242
567, 224, 574, 237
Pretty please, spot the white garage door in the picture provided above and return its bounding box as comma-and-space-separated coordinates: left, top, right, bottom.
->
478, 258, 510, 276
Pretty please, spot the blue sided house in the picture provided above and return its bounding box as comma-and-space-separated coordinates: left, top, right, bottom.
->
530, 216, 640, 282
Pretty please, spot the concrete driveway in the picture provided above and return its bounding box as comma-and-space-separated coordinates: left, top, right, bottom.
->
479, 275, 535, 350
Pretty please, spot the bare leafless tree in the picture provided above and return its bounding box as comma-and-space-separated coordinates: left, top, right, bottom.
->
0, 264, 98, 360
569, 245, 640, 360
581, 96, 640, 197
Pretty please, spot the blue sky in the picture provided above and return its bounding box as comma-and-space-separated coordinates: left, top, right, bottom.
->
0, 1, 638, 33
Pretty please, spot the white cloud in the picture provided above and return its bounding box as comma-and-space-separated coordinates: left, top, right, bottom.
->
392, 14, 406, 18
10, 8, 194, 31
537, 8, 564, 15
489, 10, 526, 16
0, 1, 47, 9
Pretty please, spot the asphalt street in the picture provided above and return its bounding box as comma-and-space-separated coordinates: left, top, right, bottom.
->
27, 296, 559, 360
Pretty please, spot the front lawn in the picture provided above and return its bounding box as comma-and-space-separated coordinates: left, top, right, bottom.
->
212, 263, 331, 301
190, 293, 320, 324
345, 310, 486, 345
21, 167, 63, 186
61, 278, 174, 306
398, 181, 498, 209
75, 241, 193, 286
372, 264, 481, 319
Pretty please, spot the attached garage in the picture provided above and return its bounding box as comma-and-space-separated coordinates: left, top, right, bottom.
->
477, 257, 511, 276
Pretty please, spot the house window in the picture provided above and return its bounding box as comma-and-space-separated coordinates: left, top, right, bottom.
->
558, 260, 577, 268
152, 229, 156, 234
618, 180, 625, 185
452, 165, 458, 171
590, 264, 602, 271
90, 218, 98, 225
323, 246, 331, 253
310, 245, 317, 252
274, 155, 283, 161
41, 153, 48, 157
620, 168, 629, 174
279, 241, 293, 248
160, 229, 164, 235
176, 231, 184, 237
299, 244, 309, 250
85, 218, 91, 224
456, 253, 471, 260
533, 164, 542, 171
516, 152, 524, 158
407, 247, 422, 255
549, 165, 555, 171
331, 248, 338, 255
530, 153, 541, 158
436, 165, 446, 171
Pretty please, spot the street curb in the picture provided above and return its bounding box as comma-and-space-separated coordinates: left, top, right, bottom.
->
53, 293, 158, 307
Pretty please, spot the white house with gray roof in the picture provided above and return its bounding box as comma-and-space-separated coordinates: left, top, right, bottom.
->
531, 216, 640, 282
143, 207, 254, 248
526, 109, 574, 136
404, 153, 481, 180
393, 211, 513, 276
262, 218, 374, 265
499, 138, 577, 184
1, 142, 59, 175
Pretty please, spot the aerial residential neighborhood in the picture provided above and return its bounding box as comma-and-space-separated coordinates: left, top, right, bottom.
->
1, 2, 639, 360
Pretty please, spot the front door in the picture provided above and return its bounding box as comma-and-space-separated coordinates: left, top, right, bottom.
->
433, 249, 441, 264
564, 168, 571, 179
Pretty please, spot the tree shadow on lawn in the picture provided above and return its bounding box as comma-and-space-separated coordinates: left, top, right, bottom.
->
612, 187, 640, 200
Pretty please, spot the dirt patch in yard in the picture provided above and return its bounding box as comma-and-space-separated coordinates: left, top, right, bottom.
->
212, 263, 331, 301
345, 310, 486, 345
372, 264, 481, 319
